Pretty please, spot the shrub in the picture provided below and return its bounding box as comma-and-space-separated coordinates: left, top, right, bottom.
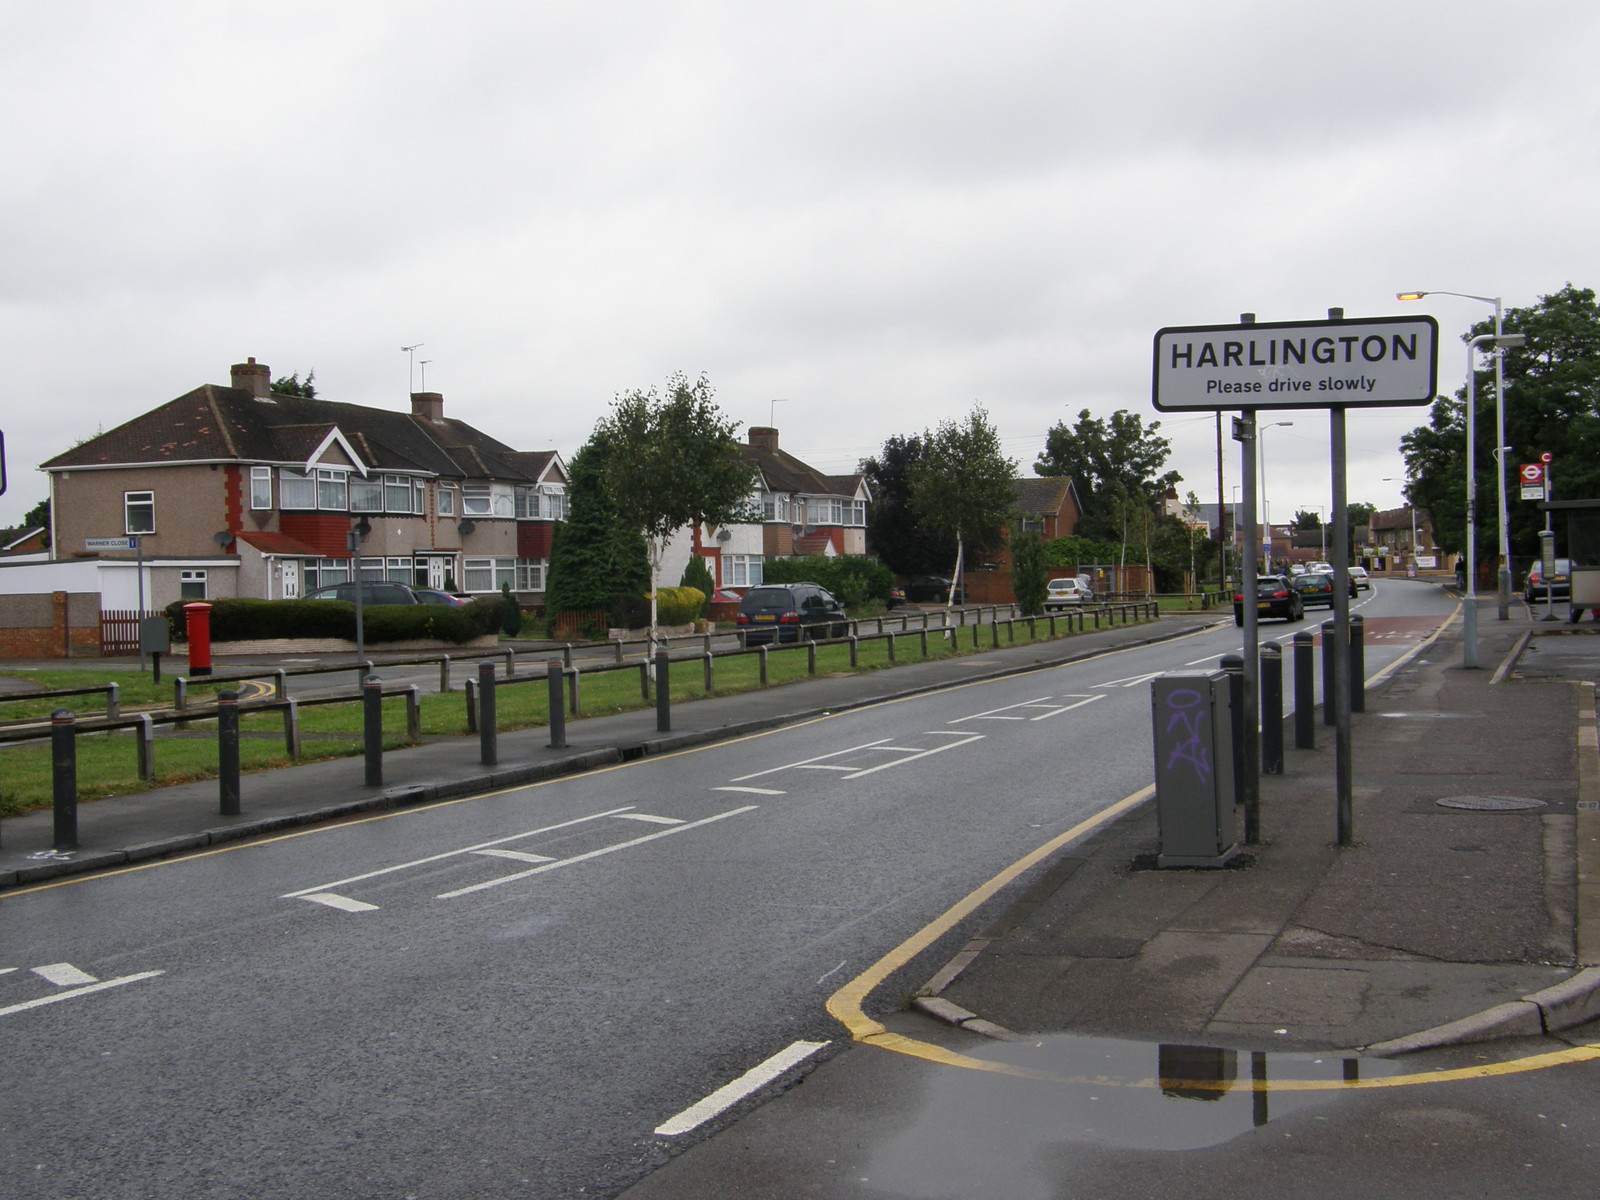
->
653, 586, 705, 626
679, 556, 716, 617
762, 555, 894, 606
163, 597, 490, 645
609, 593, 651, 630
499, 582, 523, 636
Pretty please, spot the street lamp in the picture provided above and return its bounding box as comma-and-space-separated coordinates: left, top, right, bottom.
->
1458, 331, 1527, 668
1258, 421, 1293, 569
1398, 290, 1512, 618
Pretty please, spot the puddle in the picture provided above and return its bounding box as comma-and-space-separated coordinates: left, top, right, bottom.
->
866, 1034, 1401, 1200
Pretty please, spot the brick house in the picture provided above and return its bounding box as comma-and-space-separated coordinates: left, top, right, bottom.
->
38, 357, 566, 610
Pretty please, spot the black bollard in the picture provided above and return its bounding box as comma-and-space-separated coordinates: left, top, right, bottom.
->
51, 709, 78, 851
1219, 654, 1255, 842
363, 674, 384, 787
218, 690, 242, 814
478, 661, 497, 766
1293, 629, 1316, 750
548, 660, 566, 749
1260, 644, 1283, 775
655, 649, 671, 733
1349, 614, 1366, 713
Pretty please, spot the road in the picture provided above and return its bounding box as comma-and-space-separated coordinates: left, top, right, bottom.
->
2, 581, 1460, 1198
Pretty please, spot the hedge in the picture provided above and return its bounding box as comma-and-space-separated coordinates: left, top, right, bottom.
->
163, 597, 505, 645
762, 555, 894, 607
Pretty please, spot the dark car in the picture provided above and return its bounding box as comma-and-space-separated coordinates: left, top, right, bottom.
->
302, 581, 421, 605
905, 575, 965, 604
1290, 572, 1335, 608
1233, 575, 1304, 626
735, 583, 848, 644
1525, 558, 1572, 604
413, 588, 468, 606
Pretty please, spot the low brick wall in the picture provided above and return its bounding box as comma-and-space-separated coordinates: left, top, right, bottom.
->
0, 591, 102, 658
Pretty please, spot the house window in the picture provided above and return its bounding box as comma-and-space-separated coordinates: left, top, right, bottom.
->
124, 491, 155, 534
250, 467, 272, 510
850, 499, 866, 526
179, 569, 207, 599
724, 554, 763, 587
385, 475, 412, 512
516, 558, 546, 590
316, 468, 347, 511
761, 495, 775, 521
462, 485, 493, 517
302, 557, 350, 590
515, 486, 540, 519
350, 477, 384, 513
280, 469, 316, 510
413, 480, 426, 514
463, 556, 517, 592
437, 483, 456, 516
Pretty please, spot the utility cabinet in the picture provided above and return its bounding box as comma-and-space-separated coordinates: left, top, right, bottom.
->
1151, 671, 1239, 868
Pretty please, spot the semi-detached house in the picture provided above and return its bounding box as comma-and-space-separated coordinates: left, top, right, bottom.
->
39, 357, 566, 610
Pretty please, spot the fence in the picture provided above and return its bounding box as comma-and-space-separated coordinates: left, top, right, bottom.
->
100, 609, 162, 656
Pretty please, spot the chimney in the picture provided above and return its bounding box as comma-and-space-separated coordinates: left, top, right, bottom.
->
231, 357, 272, 398
748, 426, 778, 454
411, 392, 445, 422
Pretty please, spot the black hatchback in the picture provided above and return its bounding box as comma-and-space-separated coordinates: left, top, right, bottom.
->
735, 583, 848, 644
1233, 575, 1304, 625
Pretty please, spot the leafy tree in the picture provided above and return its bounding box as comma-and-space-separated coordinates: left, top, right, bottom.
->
860, 434, 956, 577
1010, 531, 1049, 615
679, 555, 716, 619
271, 370, 317, 398
1293, 509, 1323, 531
1034, 409, 1181, 543
910, 406, 1017, 604
21, 496, 50, 548
499, 581, 522, 636
596, 373, 756, 647
544, 434, 650, 629
1403, 284, 1600, 563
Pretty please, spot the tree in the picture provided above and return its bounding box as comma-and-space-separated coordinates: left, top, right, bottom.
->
679, 554, 715, 619
860, 434, 956, 577
595, 373, 756, 647
271, 371, 317, 398
909, 406, 1017, 605
1034, 409, 1181, 543
22, 496, 50, 548
544, 434, 651, 631
1010, 530, 1049, 615
1293, 510, 1323, 531
1403, 284, 1600, 564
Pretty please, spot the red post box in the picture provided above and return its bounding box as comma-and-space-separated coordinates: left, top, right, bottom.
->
183, 602, 214, 677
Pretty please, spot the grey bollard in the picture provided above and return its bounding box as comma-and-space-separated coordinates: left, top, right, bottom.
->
1260, 645, 1283, 775
363, 675, 384, 787
547, 660, 566, 749
478, 661, 498, 766
1292, 630, 1316, 749
655, 650, 671, 732
219, 689, 242, 813
1349, 614, 1365, 713
1219, 654, 1254, 843
51, 709, 78, 850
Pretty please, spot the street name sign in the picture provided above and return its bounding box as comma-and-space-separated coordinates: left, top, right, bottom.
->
85, 536, 139, 551
1152, 315, 1438, 411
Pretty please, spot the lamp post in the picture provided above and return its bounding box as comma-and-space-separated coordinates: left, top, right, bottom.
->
1258, 421, 1293, 571
1457, 332, 1527, 668
1398, 290, 1511, 618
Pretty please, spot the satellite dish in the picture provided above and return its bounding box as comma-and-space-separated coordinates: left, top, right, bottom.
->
715, 527, 732, 542
213, 531, 233, 548
457, 519, 476, 534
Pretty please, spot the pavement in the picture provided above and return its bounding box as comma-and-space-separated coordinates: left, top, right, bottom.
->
5, 588, 1599, 1067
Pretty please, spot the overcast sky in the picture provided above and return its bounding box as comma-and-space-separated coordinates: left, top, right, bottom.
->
5, 1, 1597, 535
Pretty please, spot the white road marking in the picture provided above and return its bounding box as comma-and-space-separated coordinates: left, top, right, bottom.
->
33, 963, 98, 987
0, 972, 165, 1019
611, 813, 687, 825
299, 893, 380, 913
951, 695, 1105, 723
732, 741, 894, 781
654, 1040, 829, 1136
474, 849, 557, 863
837, 732, 984, 779
282, 806, 638, 899
713, 786, 786, 796
0, 968, 15, 977
1094, 672, 1167, 689
437, 806, 759, 899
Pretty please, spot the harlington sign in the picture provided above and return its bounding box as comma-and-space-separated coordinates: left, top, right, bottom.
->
1152, 315, 1438, 411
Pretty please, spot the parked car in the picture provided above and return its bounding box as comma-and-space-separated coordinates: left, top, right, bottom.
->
735, 583, 848, 644
905, 575, 965, 604
1349, 566, 1371, 591
1290, 572, 1335, 608
1233, 575, 1304, 625
413, 588, 468, 606
886, 584, 907, 609
1306, 562, 1334, 575
302, 581, 421, 605
1525, 558, 1572, 604
1043, 577, 1091, 609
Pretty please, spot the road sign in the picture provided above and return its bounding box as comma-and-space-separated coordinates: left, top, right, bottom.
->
1152, 315, 1439, 411
1520, 463, 1547, 501
84, 536, 139, 551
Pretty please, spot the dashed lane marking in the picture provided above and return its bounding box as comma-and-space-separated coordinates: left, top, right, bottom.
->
612, 813, 687, 825
655, 1040, 830, 1136
298, 893, 380, 913
950, 695, 1105, 723
0, 972, 166, 1019
474, 849, 557, 863
713, 786, 787, 796
34, 963, 99, 987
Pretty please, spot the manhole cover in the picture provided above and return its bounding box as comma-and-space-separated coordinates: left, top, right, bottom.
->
1435, 795, 1547, 812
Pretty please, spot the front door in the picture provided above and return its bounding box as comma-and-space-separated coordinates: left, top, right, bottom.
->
279, 559, 300, 600
427, 556, 448, 589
